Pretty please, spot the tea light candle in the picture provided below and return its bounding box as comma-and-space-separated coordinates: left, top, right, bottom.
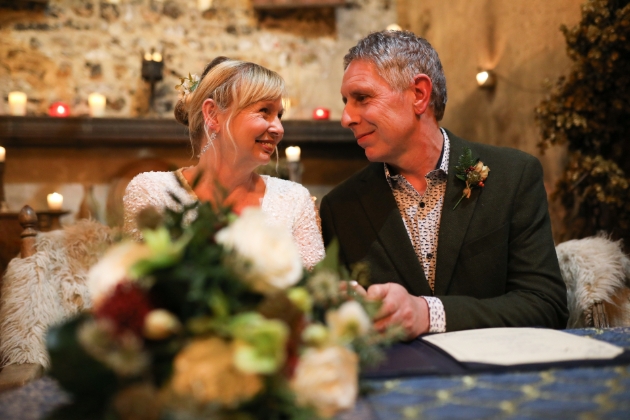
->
49, 102, 70, 117
285, 146, 301, 162
47, 192, 63, 211
151, 52, 162, 62
0, 146, 5, 162
88, 93, 106, 117
8, 91, 27, 116
313, 107, 330, 120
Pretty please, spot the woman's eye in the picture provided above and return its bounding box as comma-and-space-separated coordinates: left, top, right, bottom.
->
259, 107, 269, 114
278, 113, 283, 120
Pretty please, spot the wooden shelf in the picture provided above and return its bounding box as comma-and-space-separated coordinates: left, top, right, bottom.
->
0, 116, 356, 148
252, 0, 346, 8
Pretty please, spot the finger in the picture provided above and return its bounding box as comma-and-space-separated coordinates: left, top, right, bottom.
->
373, 314, 395, 332
350, 280, 367, 297
366, 284, 388, 301
373, 296, 397, 321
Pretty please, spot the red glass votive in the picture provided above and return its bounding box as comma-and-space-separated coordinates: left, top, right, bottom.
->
48, 102, 70, 117
313, 107, 330, 120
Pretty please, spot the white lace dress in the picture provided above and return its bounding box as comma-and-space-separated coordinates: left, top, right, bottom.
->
123, 169, 325, 269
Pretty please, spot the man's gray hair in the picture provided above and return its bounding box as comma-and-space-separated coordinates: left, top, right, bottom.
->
344, 30, 447, 121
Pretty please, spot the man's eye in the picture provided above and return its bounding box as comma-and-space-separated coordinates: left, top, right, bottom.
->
278, 112, 283, 120
356, 95, 366, 102
260, 108, 269, 113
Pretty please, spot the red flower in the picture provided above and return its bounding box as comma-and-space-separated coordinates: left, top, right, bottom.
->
94, 281, 152, 337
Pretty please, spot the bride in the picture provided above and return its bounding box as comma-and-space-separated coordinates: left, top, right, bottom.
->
123, 57, 324, 269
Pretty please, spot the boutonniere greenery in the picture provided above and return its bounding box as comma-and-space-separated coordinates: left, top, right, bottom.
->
453, 147, 490, 210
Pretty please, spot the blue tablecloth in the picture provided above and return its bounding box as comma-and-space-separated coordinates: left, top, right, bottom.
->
2, 328, 630, 420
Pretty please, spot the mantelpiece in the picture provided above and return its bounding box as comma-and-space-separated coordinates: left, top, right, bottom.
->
0, 116, 361, 158
0, 116, 354, 146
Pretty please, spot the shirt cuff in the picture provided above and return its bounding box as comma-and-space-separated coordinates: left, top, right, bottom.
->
422, 296, 446, 333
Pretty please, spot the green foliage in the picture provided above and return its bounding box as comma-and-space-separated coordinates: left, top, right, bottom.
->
455, 147, 477, 182
45, 194, 395, 419
535, 0, 630, 243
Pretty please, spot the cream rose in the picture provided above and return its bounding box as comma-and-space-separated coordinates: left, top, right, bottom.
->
326, 300, 371, 343
87, 241, 153, 308
474, 161, 490, 179
290, 345, 359, 418
215, 208, 303, 294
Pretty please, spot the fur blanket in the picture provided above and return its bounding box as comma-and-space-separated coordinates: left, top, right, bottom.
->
556, 235, 630, 328
0, 220, 112, 368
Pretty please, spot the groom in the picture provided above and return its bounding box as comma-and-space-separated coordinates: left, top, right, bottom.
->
320, 30, 568, 339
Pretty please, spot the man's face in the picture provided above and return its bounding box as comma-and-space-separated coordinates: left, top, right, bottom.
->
340, 60, 418, 164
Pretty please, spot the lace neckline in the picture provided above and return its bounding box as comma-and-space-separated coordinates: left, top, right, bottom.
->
174, 168, 268, 208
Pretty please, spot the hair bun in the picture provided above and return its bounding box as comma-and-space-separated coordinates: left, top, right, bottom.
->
174, 98, 189, 127
202, 56, 231, 78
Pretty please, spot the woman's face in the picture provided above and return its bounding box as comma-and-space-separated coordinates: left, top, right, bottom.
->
220, 97, 284, 168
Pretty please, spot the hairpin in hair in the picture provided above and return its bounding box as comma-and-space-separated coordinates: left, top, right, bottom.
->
175, 73, 201, 96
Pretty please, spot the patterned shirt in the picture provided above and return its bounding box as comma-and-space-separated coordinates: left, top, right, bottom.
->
384, 128, 450, 333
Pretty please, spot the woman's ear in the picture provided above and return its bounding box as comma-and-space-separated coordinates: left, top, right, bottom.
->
411, 74, 433, 116
202, 98, 221, 132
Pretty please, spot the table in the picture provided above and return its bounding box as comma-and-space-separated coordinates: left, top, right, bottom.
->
1, 328, 629, 420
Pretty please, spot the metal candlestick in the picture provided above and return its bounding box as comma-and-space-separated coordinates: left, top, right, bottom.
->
0, 161, 8, 213
287, 161, 303, 184
141, 51, 164, 111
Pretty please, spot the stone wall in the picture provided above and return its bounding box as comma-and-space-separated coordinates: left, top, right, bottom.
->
0, 0, 395, 226
0, 0, 397, 119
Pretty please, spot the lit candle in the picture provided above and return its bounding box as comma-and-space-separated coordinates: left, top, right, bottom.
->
285, 146, 301, 162
8, 91, 27, 116
88, 93, 106, 117
47, 192, 63, 211
151, 52, 162, 62
0, 146, 5, 162
312, 107, 330, 120
49, 102, 70, 117
144, 52, 152, 61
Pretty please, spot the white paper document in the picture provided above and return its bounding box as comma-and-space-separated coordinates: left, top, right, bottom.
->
422, 328, 624, 366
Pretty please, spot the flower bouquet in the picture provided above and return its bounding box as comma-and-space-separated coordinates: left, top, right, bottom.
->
45, 198, 398, 420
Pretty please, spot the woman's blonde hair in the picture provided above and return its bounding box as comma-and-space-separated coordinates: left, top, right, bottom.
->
174, 57, 286, 156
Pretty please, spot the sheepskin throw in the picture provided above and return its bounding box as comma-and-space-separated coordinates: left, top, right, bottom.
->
0, 220, 112, 369
556, 235, 630, 328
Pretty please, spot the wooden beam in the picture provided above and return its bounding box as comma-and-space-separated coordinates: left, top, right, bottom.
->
0, 116, 356, 148
252, 0, 346, 9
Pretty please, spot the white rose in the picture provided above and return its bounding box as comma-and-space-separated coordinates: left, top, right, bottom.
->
215, 208, 303, 294
290, 345, 358, 418
87, 241, 152, 307
326, 300, 371, 343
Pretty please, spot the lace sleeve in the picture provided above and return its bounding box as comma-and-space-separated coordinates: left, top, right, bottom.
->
123, 174, 164, 241
293, 189, 325, 270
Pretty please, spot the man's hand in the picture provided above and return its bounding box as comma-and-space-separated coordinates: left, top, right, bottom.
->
367, 283, 430, 340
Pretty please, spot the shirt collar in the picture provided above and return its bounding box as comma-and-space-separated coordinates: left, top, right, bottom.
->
384, 128, 450, 181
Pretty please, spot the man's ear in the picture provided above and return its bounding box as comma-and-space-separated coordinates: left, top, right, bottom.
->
412, 74, 433, 116
202, 98, 221, 132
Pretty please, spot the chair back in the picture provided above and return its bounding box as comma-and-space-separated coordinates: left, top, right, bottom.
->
556, 235, 630, 328
0, 206, 112, 391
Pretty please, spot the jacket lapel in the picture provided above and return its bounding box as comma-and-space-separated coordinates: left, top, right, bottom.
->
355, 164, 430, 296
434, 132, 479, 295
